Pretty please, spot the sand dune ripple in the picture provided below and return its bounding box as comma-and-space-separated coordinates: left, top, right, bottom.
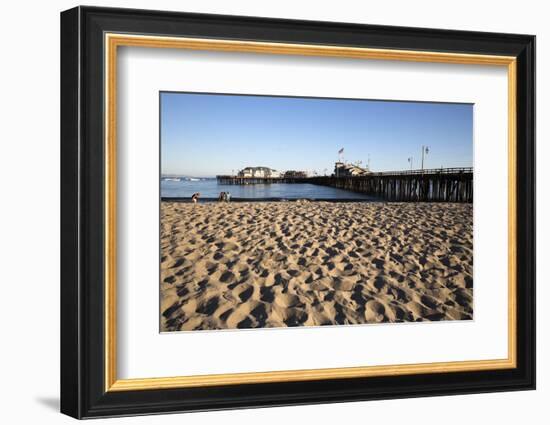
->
160, 201, 473, 331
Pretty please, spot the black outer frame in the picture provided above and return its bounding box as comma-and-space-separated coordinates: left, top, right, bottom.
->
60, 6, 535, 419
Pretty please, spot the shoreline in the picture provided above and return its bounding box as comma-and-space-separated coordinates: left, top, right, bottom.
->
161, 197, 384, 203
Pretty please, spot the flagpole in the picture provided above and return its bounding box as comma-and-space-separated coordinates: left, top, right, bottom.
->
337, 147, 344, 177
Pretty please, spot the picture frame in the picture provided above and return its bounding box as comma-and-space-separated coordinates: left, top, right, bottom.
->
60, 5, 535, 419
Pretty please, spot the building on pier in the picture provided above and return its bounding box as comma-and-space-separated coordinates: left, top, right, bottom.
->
283, 170, 308, 178
334, 161, 370, 177
238, 166, 281, 178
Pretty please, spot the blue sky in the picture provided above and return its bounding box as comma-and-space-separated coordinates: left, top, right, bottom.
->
161, 92, 473, 177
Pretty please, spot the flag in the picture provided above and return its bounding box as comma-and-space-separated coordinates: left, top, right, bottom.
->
338, 148, 344, 154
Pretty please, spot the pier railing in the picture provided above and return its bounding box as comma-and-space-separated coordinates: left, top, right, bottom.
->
370, 167, 472, 176
216, 167, 473, 203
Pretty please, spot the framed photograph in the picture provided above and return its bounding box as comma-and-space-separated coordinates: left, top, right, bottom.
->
60, 6, 535, 419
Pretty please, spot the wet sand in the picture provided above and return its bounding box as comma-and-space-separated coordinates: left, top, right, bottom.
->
160, 201, 473, 331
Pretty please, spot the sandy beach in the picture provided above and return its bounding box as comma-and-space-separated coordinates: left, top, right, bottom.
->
160, 201, 473, 331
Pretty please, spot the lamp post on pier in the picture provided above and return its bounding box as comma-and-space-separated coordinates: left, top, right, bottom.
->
421, 146, 430, 172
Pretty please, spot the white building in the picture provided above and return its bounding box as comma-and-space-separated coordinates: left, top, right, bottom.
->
238, 166, 281, 178
334, 161, 370, 177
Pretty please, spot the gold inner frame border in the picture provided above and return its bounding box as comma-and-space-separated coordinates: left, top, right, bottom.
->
104, 33, 517, 392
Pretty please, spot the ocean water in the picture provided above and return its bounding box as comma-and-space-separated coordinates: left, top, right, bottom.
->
161, 178, 376, 201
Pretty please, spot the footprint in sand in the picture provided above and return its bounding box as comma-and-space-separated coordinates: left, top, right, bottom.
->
219, 271, 236, 284
205, 262, 218, 275
238, 286, 254, 303
163, 275, 176, 284
275, 293, 302, 308
196, 297, 219, 316
283, 309, 309, 327
260, 286, 275, 303
364, 300, 387, 323
216, 241, 239, 252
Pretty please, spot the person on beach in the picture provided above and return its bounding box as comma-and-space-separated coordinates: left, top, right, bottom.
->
217, 192, 231, 202
191, 192, 200, 203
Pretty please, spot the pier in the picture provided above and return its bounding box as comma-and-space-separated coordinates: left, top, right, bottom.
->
216, 167, 473, 202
